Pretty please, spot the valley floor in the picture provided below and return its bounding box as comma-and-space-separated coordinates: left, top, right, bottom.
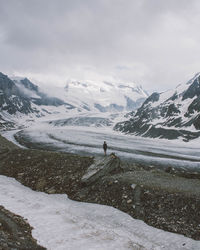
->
0, 133, 200, 249
3, 123, 200, 172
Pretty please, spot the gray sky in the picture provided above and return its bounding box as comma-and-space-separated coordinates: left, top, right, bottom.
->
0, 0, 200, 92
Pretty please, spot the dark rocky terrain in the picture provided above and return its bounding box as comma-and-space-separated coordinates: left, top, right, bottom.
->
0, 206, 45, 250
0, 73, 34, 116
0, 134, 200, 245
114, 73, 200, 141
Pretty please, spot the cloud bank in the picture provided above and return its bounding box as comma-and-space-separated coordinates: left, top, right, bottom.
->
0, 0, 200, 91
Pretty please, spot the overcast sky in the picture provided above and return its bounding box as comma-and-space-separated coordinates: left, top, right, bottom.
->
1, 0, 200, 92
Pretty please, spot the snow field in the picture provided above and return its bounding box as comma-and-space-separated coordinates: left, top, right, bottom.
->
0, 175, 200, 250
6, 123, 200, 170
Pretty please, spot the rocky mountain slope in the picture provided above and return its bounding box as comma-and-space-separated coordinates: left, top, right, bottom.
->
114, 73, 200, 141
0, 72, 73, 129
12, 77, 70, 107
0, 73, 34, 115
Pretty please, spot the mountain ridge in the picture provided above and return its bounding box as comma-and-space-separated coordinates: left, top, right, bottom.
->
114, 73, 200, 141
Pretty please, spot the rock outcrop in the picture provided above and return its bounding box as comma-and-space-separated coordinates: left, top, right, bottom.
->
82, 154, 122, 185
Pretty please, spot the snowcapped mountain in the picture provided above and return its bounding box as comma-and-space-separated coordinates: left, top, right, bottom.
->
64, 79, 148, 112
0, 73, 73, 129
0, 72, 148, 129
0, 73, 37, 129
0, 73, 34, 115
49, 79, 148, 128
12, 77, 74, 108
114, 73, 200, 141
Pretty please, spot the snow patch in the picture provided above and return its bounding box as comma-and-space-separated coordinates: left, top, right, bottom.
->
0, 175, 199, 250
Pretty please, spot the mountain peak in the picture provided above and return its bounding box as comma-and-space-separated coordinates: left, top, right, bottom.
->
0, 72, 9, 80
186, 72, 200, 86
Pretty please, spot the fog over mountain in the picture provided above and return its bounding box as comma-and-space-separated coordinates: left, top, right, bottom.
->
0, 72, 148, 129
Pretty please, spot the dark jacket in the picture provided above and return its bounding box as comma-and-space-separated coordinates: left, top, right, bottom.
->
103, 142, 107, 150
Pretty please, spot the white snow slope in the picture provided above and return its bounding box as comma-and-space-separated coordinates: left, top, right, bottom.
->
0, 175, 199, 250
63, 79, 148, 112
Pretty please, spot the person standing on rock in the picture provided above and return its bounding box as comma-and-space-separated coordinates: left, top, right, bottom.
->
103, 141, 107, 156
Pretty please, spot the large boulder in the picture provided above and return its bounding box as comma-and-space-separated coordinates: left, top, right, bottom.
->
81, 154, 122, 185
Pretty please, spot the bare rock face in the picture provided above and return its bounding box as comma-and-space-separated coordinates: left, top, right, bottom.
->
0, 72, 34, 115
81, 154, 122, 185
